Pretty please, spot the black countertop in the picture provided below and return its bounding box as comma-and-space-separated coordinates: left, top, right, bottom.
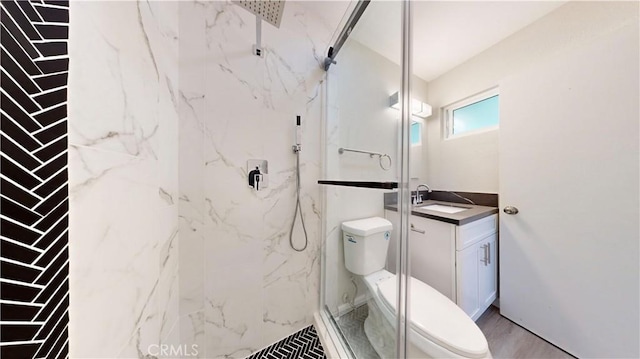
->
384, 200, 498, 225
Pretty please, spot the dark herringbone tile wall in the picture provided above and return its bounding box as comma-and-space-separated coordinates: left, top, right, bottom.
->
0, 0, 70, 358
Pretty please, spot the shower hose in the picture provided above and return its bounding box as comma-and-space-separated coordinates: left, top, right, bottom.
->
289, 149, 308, 252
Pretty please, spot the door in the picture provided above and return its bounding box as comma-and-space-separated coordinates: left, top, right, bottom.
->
499, 23, 639, 358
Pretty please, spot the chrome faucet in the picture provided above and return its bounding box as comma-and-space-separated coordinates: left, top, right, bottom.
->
414, 184, 432, 204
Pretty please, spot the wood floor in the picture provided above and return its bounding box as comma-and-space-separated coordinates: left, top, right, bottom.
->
476, 306, 575, 359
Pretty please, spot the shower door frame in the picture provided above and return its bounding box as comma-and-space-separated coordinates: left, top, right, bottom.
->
395, 0, 412, 357
318, 0, 413, 358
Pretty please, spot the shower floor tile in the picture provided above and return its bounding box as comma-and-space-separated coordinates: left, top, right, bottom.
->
337, 304, 381, 359
247, 325, 326, 359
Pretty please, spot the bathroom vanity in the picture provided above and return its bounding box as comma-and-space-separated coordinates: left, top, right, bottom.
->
385, 201, 498, 321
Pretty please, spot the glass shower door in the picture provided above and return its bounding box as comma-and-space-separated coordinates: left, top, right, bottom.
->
320, 1, 412, 357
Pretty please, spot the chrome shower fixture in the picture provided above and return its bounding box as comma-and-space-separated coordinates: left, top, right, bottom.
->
290, 115, 307, 252
233, 0, 285, 57
292, 115, 301, 153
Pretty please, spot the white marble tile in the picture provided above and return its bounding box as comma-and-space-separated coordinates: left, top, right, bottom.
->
69, 2, 182, 357
177, 3, 208, 338
69, 1, 175, 160
177, 88, 206, 224
203, 2, 267, 109
178, 215, 204, 315
201, 100, 264, 182
203, 242, 263, 358
70, 1, 342, 357
177, 76, 206, 321
157, 83, 180, 207
261, 245, 321, 344
193, 1, 336, 355
121, 216, 181, 359
260, 11, 328, 115
178, 0, 207, 209
178, 310, 206, 358
68, 145, 180, 358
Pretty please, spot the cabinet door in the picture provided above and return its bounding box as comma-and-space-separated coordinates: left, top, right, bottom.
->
456, 240, 481, 319
384, 211, 456, 300
456, 234, 497, 321
409, 216, 456, 300
478, 234, 497, 311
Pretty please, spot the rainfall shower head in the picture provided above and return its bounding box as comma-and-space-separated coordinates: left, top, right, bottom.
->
234, 0, 286, 57
234, 0, 285, 28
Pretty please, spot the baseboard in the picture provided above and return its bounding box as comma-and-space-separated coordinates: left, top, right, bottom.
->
492, 297, 500, 308
336, 293, 369, 317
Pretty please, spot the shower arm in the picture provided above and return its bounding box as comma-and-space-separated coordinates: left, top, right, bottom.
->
254, 16, 262, 57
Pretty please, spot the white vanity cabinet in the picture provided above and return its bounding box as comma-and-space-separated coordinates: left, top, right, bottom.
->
384, 210, 498, 321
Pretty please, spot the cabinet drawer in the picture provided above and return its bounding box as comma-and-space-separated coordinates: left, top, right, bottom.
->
456, 214, 497, 250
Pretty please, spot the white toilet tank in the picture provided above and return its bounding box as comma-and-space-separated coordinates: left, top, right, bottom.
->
342, 217, 393, 275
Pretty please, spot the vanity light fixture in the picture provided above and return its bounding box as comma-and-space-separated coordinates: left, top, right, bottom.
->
389, 91, 432, 118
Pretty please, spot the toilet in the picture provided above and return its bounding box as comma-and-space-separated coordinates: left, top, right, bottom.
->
342, 217, 492, 359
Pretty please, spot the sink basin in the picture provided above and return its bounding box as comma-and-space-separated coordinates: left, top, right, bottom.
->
418, 204, 469, 214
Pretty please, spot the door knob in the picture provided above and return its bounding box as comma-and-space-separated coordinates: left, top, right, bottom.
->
503, 206, 519, 215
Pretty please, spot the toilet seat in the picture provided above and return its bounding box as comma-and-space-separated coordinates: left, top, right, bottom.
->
365, 270, 489, 359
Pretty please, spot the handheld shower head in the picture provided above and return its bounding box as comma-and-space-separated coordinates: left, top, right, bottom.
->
290, 114, 307, 251
293, 115, 301, 153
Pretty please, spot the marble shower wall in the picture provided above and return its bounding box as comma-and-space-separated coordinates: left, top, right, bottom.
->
68, 1, 181, 357
68, 0, 339, 357
178, 1, 338, 358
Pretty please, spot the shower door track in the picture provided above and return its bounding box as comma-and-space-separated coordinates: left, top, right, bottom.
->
323, 0, 370, 71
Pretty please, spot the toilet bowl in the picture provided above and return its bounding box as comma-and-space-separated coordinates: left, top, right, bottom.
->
341, 217, 492, 359
362, 270, 492, 359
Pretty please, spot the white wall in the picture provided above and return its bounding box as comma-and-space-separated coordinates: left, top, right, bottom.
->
420, 2, 639, 356
323, 37, 428, 314
69, 1, 181, 357
423, 1, 640, 194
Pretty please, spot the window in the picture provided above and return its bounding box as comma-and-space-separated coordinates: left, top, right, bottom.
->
411, 121, 421, 146
445, 88, 499, 138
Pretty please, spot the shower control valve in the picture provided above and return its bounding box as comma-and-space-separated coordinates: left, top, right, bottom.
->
247, 160, 268, 191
